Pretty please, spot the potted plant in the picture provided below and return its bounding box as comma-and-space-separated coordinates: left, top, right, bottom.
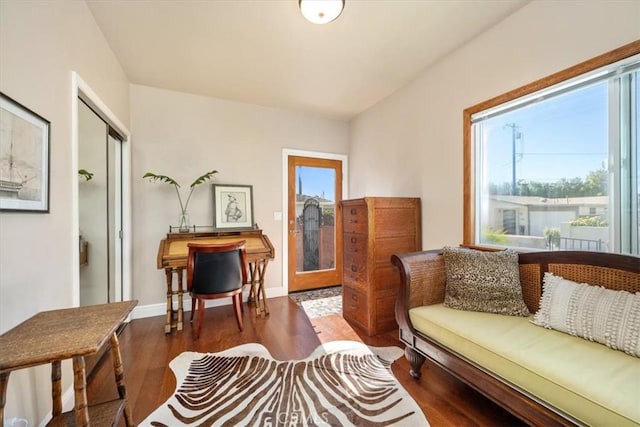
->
143, 170, 218, 232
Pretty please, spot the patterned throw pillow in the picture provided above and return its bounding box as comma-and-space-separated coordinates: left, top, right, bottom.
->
442, 246, 530, 316
532, 272, 640, 357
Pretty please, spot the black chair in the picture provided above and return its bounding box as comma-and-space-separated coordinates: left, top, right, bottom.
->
186, 241, 247, 338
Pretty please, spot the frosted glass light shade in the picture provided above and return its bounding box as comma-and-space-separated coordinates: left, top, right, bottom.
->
299, 0, 344, 24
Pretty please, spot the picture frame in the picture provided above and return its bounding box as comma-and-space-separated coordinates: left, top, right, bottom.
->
212, 184, 254, 229
0, 92, 50, 212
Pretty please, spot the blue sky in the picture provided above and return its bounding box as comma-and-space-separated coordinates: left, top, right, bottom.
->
482, 81, 608, 185
296, 166, 335, 201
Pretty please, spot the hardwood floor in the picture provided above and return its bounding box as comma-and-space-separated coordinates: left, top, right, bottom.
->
87, 296, 525, 426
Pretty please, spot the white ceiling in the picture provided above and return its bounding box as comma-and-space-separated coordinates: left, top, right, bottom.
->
86, 0, 527, 120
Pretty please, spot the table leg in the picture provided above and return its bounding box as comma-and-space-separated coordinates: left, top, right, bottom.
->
164, 268, 173, 334
0, 372, 9, 422
110, 333, 133, 426
176, 267, 184, 331
51, 360, 62, 417
72, 356, 89, 427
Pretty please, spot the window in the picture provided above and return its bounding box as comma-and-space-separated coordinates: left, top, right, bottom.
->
464, 42, 640, 255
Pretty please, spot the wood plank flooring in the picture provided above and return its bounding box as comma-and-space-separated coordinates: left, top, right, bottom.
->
87, 296, 525, 426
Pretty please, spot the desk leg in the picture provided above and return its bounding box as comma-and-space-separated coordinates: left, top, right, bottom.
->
248, 260, 270, 316
164, 268, 173, 334
110, 333, 133, 426
257, 259, 270, 315
248, 262, 261, 316
0, 372, 9, 422
176, 267, 184, 331
72, 356, 90, 427
51, 360, 62, 417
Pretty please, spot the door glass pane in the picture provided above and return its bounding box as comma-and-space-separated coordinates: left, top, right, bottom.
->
295, 166, 336, 273
79, 101, 109, 305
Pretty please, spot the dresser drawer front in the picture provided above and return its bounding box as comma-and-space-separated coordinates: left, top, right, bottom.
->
343, 204, 368, 234
343, 287, 368, 329
344, 234, 367, 255
343, 251, 368, 292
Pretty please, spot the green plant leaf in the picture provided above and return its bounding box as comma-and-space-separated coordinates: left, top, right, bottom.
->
189, 170, 218, 188
78, 169, 94, 181
143, 172, 180, 187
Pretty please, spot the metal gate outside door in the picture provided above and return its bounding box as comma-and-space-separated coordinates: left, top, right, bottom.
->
302, 198, 320, 271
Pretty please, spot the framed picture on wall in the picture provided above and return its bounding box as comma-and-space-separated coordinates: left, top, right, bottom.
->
0, 92, 50, 212
212, 184, 254, 229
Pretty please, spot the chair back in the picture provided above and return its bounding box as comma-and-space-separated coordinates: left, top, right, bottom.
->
187, 241, 247, 295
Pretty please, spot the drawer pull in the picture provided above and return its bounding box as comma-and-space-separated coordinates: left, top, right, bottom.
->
351, 265, 357, 272
351, 237, 357, 244
349, 219, 358, 224
351, 294, 358, 301
350, 208, 357, 215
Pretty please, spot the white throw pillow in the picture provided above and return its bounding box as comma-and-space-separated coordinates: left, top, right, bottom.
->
532, 272, 640, 357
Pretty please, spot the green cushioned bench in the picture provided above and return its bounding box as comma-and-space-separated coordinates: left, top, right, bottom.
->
393, 250, 640, 426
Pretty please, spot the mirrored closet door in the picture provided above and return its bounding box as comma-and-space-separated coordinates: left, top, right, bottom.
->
78, 99, 123, 306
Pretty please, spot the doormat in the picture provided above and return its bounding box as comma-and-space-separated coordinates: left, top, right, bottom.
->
139, 341, 429, 426
289, 286, 342, 319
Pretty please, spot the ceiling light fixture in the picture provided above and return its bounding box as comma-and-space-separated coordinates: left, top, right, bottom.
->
299, 0, 344, 25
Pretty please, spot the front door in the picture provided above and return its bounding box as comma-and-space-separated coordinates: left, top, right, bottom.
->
287, 156, 343, 292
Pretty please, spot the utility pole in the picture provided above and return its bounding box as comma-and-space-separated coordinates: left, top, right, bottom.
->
504, 123, 521, 195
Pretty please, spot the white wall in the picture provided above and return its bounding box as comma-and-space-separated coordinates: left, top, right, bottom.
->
0, 0, 129, 424
349, 0, 640, 250
130, 84, 349, 306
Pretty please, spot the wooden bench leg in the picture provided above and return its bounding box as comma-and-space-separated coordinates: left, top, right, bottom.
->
405, 347, 425, 379
110, 333, 133, 426
51, 361, 62, 417
72, 356, 90, 427
0, 372, 9, 422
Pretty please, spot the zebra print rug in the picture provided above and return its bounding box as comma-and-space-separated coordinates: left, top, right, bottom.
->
140, 341, 429, 426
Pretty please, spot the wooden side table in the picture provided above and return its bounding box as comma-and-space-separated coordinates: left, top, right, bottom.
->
0, 300, 137, 427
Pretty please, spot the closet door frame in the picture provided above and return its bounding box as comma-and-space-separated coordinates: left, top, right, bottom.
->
71, 72, 132, 306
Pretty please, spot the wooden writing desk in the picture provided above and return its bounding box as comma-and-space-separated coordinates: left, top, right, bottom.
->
157, 229, 275, 333
0, 300, 137, 427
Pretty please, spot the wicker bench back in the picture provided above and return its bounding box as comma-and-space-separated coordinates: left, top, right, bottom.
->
398, 249, 640, 314
517, 251, 640, 313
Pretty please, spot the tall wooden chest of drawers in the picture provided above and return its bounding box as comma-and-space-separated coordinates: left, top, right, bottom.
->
340, 197, 421, 336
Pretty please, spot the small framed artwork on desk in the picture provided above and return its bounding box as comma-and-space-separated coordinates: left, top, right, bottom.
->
212, 184, 254, 229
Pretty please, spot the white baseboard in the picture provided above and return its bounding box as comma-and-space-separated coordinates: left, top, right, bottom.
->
131, 286, 285, 320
